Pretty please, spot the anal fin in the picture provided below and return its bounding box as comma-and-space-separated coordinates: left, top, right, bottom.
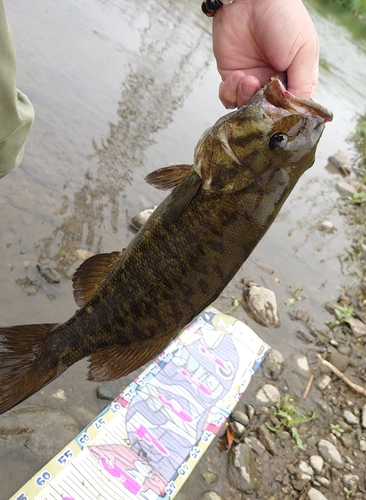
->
87, 333, 175, 382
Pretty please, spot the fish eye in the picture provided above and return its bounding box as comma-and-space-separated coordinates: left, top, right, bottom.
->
269, 132, 288, 151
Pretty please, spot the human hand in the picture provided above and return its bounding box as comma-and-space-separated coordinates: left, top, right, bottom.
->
212, 0, 319, 108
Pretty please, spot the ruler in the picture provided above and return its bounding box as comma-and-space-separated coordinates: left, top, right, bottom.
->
11, 307, 270, 500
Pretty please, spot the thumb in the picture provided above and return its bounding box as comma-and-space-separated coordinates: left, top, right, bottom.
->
286, 45, 319, 100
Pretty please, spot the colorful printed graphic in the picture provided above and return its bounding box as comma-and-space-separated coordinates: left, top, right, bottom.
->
11, 307, 270, 500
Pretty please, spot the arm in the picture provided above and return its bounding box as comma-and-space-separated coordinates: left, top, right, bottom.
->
0, 0, 34, 179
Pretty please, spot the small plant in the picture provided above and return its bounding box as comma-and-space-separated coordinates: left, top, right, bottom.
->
347, 192, 366, 204
265, 395, 314, 450
326, 304, 356, 327
330, 423, 345, 435
345, 485, 358, 498
285, 286, 304, 306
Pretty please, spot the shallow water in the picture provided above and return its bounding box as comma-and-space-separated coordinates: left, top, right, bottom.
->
1, 0, 366, 497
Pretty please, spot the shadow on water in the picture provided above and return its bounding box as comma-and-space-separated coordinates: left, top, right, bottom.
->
34, 2, 210, 279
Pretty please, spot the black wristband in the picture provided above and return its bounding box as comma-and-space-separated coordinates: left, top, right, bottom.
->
201, 0, 223, 17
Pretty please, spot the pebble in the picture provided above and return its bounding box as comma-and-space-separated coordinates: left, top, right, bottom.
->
229, 421, 245, 438
316, 375, 332, 391
201, 471, 218, 485
96, 386, 114, 400
317, 439, 343, 468
362, 404, 366, 429
328, 350, 350, 372
316, 220, 336, 233
347, 316, 366, 337
36, 264, 61, 284
343, 410, 359, 425
256, 424, 276, 455
244, 437, 266, 456
227, 443, 260, 493
246, 404, 255, 420
335, 181, 356, 197
342, 474, 359, 488
314, 476, 330, 488
231, 410, 249, 427
130, 206, 157, 230
359, 440, 366, 452
242, 280, 281, 327
200, 491, 225, 500
310, 455, 324, 474
340, 433, 356, 449
51, 388, 66, 401
298, 460, 314, 477
255, 384, 281, 405
290, 354, 311, 378
313, 398, 333, 416
74, 249, 93, 260
264, 350, 285, 380
307, 487, 329, 500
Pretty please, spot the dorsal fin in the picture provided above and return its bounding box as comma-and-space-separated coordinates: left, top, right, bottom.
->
72, 251, 122, 307
145, 164, 193, 190
87, 333, 175, 381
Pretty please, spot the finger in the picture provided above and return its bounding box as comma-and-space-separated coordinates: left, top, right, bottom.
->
286, 40, 320, 100
219, 71, 247, 109
219, 71, 261, 109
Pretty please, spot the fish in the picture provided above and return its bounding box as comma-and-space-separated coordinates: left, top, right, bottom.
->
0, 75, 332, 415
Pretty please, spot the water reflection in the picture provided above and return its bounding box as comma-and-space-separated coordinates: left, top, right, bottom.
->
35, 1, 210, 278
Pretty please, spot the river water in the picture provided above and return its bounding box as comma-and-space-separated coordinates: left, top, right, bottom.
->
1, 0, 366, 497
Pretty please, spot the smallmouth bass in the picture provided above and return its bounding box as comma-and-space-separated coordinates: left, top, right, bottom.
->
0, 76, 332, 414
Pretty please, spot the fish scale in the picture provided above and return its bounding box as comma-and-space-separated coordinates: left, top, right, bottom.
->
0, 75, 332, 414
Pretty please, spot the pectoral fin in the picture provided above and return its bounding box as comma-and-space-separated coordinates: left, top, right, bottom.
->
160, 169, 201, 228
145, 164, 193, 190
72, 251, 122, 307
87, 334, 175, 381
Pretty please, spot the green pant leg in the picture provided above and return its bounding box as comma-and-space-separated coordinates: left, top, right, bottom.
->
0, 0, 34, 179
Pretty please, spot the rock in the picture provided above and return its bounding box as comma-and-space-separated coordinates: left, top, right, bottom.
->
256, 262, 275, 274
292, 478, 310, 491
316, 375, 332, 391
327, 151, 352, 175
246, 404, 255, 420
346, 317, 366, 337
327, 350, 350, 372
343, 409, 359, 425
307, 487, 329, 500
36, 264, 61, 284
255, 384, 281, 405
256, 424, 276, 455
360, 440, 366, 452
244, 437, 266, 456
290, 354, 311, 378
342, 474, 359, 488
74, 249, 93, 260
314, 476, 330, 488
362, 404, 366, 429
200, 492, 224, 500
227, 443, 260, 493
130, 206, 156, 230
263, 350, 285, 380
317, 439, 343, 468
340, 433, 356, 449
231, 410, 249, 427
96, 386, 114, 400
229, 421, 245, 438
316, 220, 336, 233
51, 388, 66, 401
242, 280, 280, 327
310, 455, 324, 474
313, 398, 333, 416
201, 471, 218, 485
335, 181, 356, 196
298, 460, 314, 477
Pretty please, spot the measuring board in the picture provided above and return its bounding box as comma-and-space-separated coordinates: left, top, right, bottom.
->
11, 307, 270, 500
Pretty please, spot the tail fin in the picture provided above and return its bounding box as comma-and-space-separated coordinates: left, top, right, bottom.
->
0, 323, 59, 414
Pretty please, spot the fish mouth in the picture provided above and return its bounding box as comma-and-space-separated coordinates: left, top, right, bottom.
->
261, 74, 333, 123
